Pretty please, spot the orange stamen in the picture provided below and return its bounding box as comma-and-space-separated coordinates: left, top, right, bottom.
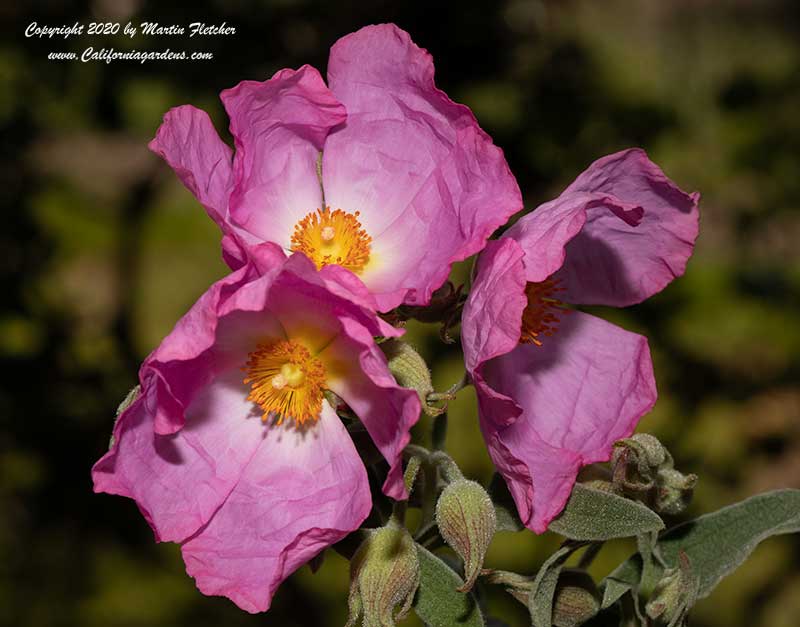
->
243, 340, 326, 426
520, 279, 570, 346
290, 206, 371, 273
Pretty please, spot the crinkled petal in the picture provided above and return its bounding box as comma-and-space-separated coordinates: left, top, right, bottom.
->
553, 148, 700, 306
180, 401, 371, 613
321, 317, 421, 500
237, 251, 419, 499
479, 311, 657, 532
505, 191, 643, 284
223, 65, 346, 251
149, 105, 233, 229
324, 24, 522, 311
461, 238, 528, 374
148, 106, 248, 268
92, 371, 266, 542
269, 252, 403, 342
142, 244, 288, 435
141, 265, 251, 435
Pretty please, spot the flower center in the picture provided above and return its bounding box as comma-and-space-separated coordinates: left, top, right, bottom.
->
520, 279, 569, 346
290, 206, 371, 273
243, 340, 327, 426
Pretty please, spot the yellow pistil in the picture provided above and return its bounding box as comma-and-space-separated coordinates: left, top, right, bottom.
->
290, 206, 371, 273
243, 340, 327, 426
520, 279, 570, 346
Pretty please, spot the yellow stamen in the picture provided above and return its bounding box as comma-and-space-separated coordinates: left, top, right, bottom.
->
290, 206, 371, 273
243, 340, 326, 426
520, 279, 569, 346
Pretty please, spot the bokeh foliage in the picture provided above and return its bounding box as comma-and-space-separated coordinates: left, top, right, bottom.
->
2, 0, 799, 625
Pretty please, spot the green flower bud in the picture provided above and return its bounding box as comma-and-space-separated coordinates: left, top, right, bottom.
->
435, 479, 496, 591
481, 569, 533, 605
655, 468, 698, 516
346, 523, 420, 627
612, 433, 669, 491
380, 339, 443, 416
552, 569, 601, 627
645, 551, 698, 627
612, 434, 697, 514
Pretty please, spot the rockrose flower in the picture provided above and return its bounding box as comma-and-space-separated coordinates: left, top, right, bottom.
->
461, 149, 700, 533
149, 23, 522, 313
92, 245, 420, 612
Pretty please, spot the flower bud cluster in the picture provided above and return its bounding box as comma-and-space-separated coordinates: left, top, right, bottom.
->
612, 434, 697, 515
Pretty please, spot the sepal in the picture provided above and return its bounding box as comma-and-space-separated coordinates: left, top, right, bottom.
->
346, 521, 420, 627
435, 479, 497, 591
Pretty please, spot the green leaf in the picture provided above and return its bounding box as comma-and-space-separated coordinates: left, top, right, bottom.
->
602, 489, 800, 608
528, 543, 586, 627
601, 574, 637, 610
636, 531, 662, 592
414, 545, 485, 627
548, 484, 665, 541
488, 473, 524, 532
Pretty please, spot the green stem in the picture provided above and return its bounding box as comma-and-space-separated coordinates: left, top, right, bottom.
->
426, 371, 472, 404
432, 411, 448, 451
430, 451, 464, 483
420, 458, 439, 525
577, 542, 604, 570
414, 520, 439, 544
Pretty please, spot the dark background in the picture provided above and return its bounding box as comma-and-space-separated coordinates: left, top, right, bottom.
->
2, 1, 800, 625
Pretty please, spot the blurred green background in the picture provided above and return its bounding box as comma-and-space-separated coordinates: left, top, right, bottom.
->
2, 0, 799, 625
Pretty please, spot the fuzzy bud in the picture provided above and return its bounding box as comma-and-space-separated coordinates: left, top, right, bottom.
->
346, 523, 420, 627
654, 468, 698, 516
481, 569, 533, 605
645, 551, 698, 627
380, 340, 443, 416
435, 479, 496, 591
613, 434, 697, 514
612, 433, 668, 492
552, 569, 600, 627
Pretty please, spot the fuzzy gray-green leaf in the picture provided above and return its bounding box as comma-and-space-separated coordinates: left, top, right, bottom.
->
549, 484, 664, 541
488, 473, 524, 532
602, 489, 800, 607
528, 543, 586, 627
414, 545, 484, 627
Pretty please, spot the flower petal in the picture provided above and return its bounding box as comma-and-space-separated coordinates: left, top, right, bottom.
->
553, 148, 700, 306
92, 370, 265, 543
479, 311, 657, 532
505, 191, 643, 284
141, 265, 251, 435
461, 238, 528, 374
224, 250, 419, 500
222, 66, 347, 251
323, 24, 522, 311
270, 252, 404, 343
142, 243, 288, 435
322, 316, 421, 500
148, 106, 246, 268
149, 105, 233, 229
180, 401, 371, 613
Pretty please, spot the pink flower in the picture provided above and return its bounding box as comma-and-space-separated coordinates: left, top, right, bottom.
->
461, 149, 700, 533
149, 24, 522, 313
92, 245, 420, 612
